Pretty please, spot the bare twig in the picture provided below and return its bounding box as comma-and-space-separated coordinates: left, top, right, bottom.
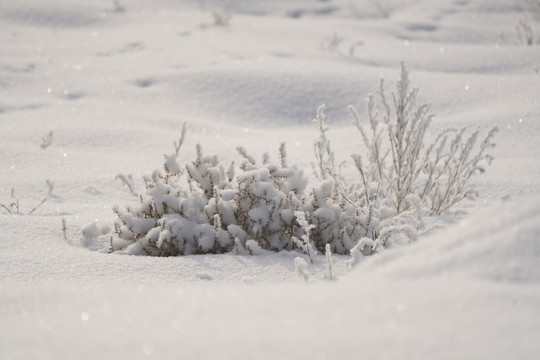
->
174, 122, 187, 157
62, 218, 68, 241
28, 198, 47, 215
40, 131, 54, 150
115, 174, 138, 197
46, 180, 55, 196
0, 203, 12, 214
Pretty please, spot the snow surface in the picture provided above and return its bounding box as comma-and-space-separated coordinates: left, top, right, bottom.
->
1, 0, 539, 359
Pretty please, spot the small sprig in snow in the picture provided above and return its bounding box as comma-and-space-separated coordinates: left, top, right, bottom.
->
1, 183, 50, 216
292, 211, 317, 263
325, 243, 333, 280
40, 131, 54, 150
115, 174, 137, 197
311, 105, 335, 181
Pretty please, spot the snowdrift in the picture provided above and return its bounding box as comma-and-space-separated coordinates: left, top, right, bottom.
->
354, 195, 540, 284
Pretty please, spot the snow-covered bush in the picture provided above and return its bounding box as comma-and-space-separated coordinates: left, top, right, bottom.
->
232, 144, 307, 251
306, 103, 409, 256
89, 133, 308, 256
302, 62, 497, 256
83, 63, 496, 257
348, 62, 498, 216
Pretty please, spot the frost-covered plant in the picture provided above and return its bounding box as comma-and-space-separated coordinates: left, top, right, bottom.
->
108, 141, 237, 256
87, 129, 308, 256
232, 145, 307, 251
307, 105, 381, 255
291, 211, 317, 263
348, 62, 498, 216
305, 62, 496, 257
84, 63, 496, 259
325, 244, 333, 280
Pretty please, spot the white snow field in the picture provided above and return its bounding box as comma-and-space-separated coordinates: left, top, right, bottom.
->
1, 0, 539, 359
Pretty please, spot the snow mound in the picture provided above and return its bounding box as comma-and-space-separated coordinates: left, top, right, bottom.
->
142, 70, 376, 126
354, 196, 540, 284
